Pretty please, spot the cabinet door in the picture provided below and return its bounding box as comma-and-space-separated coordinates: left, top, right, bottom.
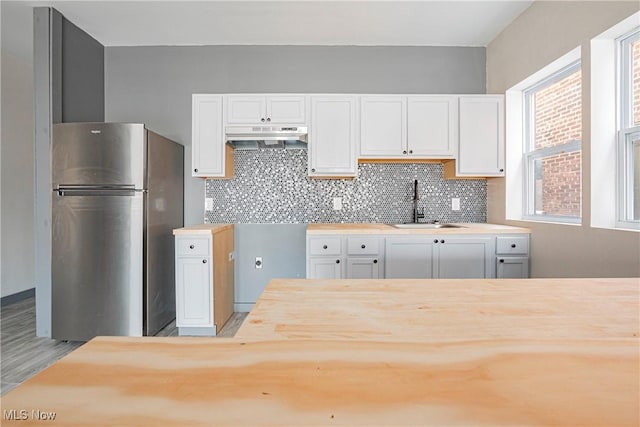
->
226, 96, 267, 124
436, 236, 494, 278
346, 257, 380, 279
266, 96, 307, 124
360, 96, 406, 157
407, 96, 457, 157
385, 237, 436, 279
176, 257, 213, 327
309, 96, 357, 177
192, 95, 225, 177
457, 96, 505, 176
308, 258, 342, 279
496, 257, 529, 278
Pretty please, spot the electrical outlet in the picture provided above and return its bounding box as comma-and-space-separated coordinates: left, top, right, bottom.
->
255, 257, 263, 269
452, 198, 461, 211
205, 198, 214, 211
333, 197, 342, 210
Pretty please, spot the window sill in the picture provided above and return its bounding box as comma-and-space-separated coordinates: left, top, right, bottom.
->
519, 216, 582, 226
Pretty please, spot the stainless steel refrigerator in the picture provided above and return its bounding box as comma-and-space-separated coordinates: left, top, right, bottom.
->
51, 123, 184, 341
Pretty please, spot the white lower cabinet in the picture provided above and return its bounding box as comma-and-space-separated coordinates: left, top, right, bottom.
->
436, 236, 494, 278
496, 257, 529, 278
385, 237, 436, 279
495, 235, 530, 278
386, 236, 493, 279
308, 257, 343, 279
174, 226, 235, 336
176, 257, 212, 327
307, 231, 529, 280
346, 257, 380, 279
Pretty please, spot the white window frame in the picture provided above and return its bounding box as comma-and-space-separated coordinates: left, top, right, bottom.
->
617, 28, 640, 230
522, 60, 582, 224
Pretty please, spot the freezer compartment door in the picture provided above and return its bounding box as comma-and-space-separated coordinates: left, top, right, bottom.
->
52, 191, 143, 341
52, 122, 146, 189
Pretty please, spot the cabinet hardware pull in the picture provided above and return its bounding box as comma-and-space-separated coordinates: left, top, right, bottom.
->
194, 168, 198, 173
323, 245, 328, 249
440, 239, 445, 244
311, 168, 316, 172
202, 259, 207, 264
336, 259, 340, 264
267, 117, 271, 122
499, 259, 504, 263
261, 118, 265, 122
409, 150, 413, 154
511, 244, 516, 248
373, 259, 378, 264
433, 239, 438, 243
500, 168, 504, 172
189, 245, 195, 249
402, 150, 407, 155
361, 244, 366, 249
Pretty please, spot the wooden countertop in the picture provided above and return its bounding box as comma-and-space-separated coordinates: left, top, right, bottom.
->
236, 278, 639, 342
1, 336, 637, 426
172, 223, 233, 235
2, 278, 638, 426
306, 223, 531, 234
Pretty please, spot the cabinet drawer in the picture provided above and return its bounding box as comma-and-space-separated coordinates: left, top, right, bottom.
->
496, 236, 529, 255
347, 237, 380, 255
177, 237, 211, 256
308, 237, 342, 256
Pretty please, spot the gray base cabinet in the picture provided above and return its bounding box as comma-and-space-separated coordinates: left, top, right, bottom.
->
436, 236, 494, 278
385, 237, 436, 279
308, 257, 343, 279
385, 236, 494, 279
307, 231, 529, 280
496, 257, 529, 278
346, 257, 381, 279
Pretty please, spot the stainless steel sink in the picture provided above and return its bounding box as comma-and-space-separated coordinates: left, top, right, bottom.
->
391, 223, 466, 229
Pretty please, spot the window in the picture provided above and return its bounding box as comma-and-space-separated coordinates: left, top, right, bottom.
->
618, 28, 640, 228
523, 61, 582, 223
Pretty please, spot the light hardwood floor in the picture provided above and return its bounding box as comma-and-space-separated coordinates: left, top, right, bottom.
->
0, 296, 248, 395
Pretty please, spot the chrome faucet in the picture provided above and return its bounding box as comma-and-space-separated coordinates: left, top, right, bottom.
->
413, 179, 425, 223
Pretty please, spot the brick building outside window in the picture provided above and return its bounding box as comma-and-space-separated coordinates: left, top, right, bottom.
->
524, 62, 582, 222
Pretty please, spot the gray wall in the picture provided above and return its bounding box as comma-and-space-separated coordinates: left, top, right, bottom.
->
1, 1, 35, 298
61, 16, 104, 122
33, 7, 105, 336
105, 45, 486, 308
234, 224, 306, 311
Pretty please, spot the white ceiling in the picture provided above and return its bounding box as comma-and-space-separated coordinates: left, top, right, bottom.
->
26, 0, 533, 47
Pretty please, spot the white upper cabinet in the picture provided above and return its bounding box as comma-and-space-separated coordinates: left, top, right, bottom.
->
192, 94, 231, 178
360, 96, 407, 157
360, 95, 457, 158
454, 95, 505, 177
407, 96, 457, 157
226, 95, 307, 125
309, 96, 357, 177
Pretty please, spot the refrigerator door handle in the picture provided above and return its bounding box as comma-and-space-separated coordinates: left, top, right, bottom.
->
54, 185, 145, 197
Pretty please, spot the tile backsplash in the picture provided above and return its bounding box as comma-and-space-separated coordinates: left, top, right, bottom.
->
205, 149, 486, 224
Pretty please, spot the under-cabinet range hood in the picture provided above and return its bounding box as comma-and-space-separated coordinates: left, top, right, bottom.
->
225, 126, 308, 150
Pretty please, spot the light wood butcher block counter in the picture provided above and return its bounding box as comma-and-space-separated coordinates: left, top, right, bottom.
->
172, 223, 233, 235
307, 222, 531, 234
235, 278, 639, 342
2, 278, 638, 426
1, 336, 638, 426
